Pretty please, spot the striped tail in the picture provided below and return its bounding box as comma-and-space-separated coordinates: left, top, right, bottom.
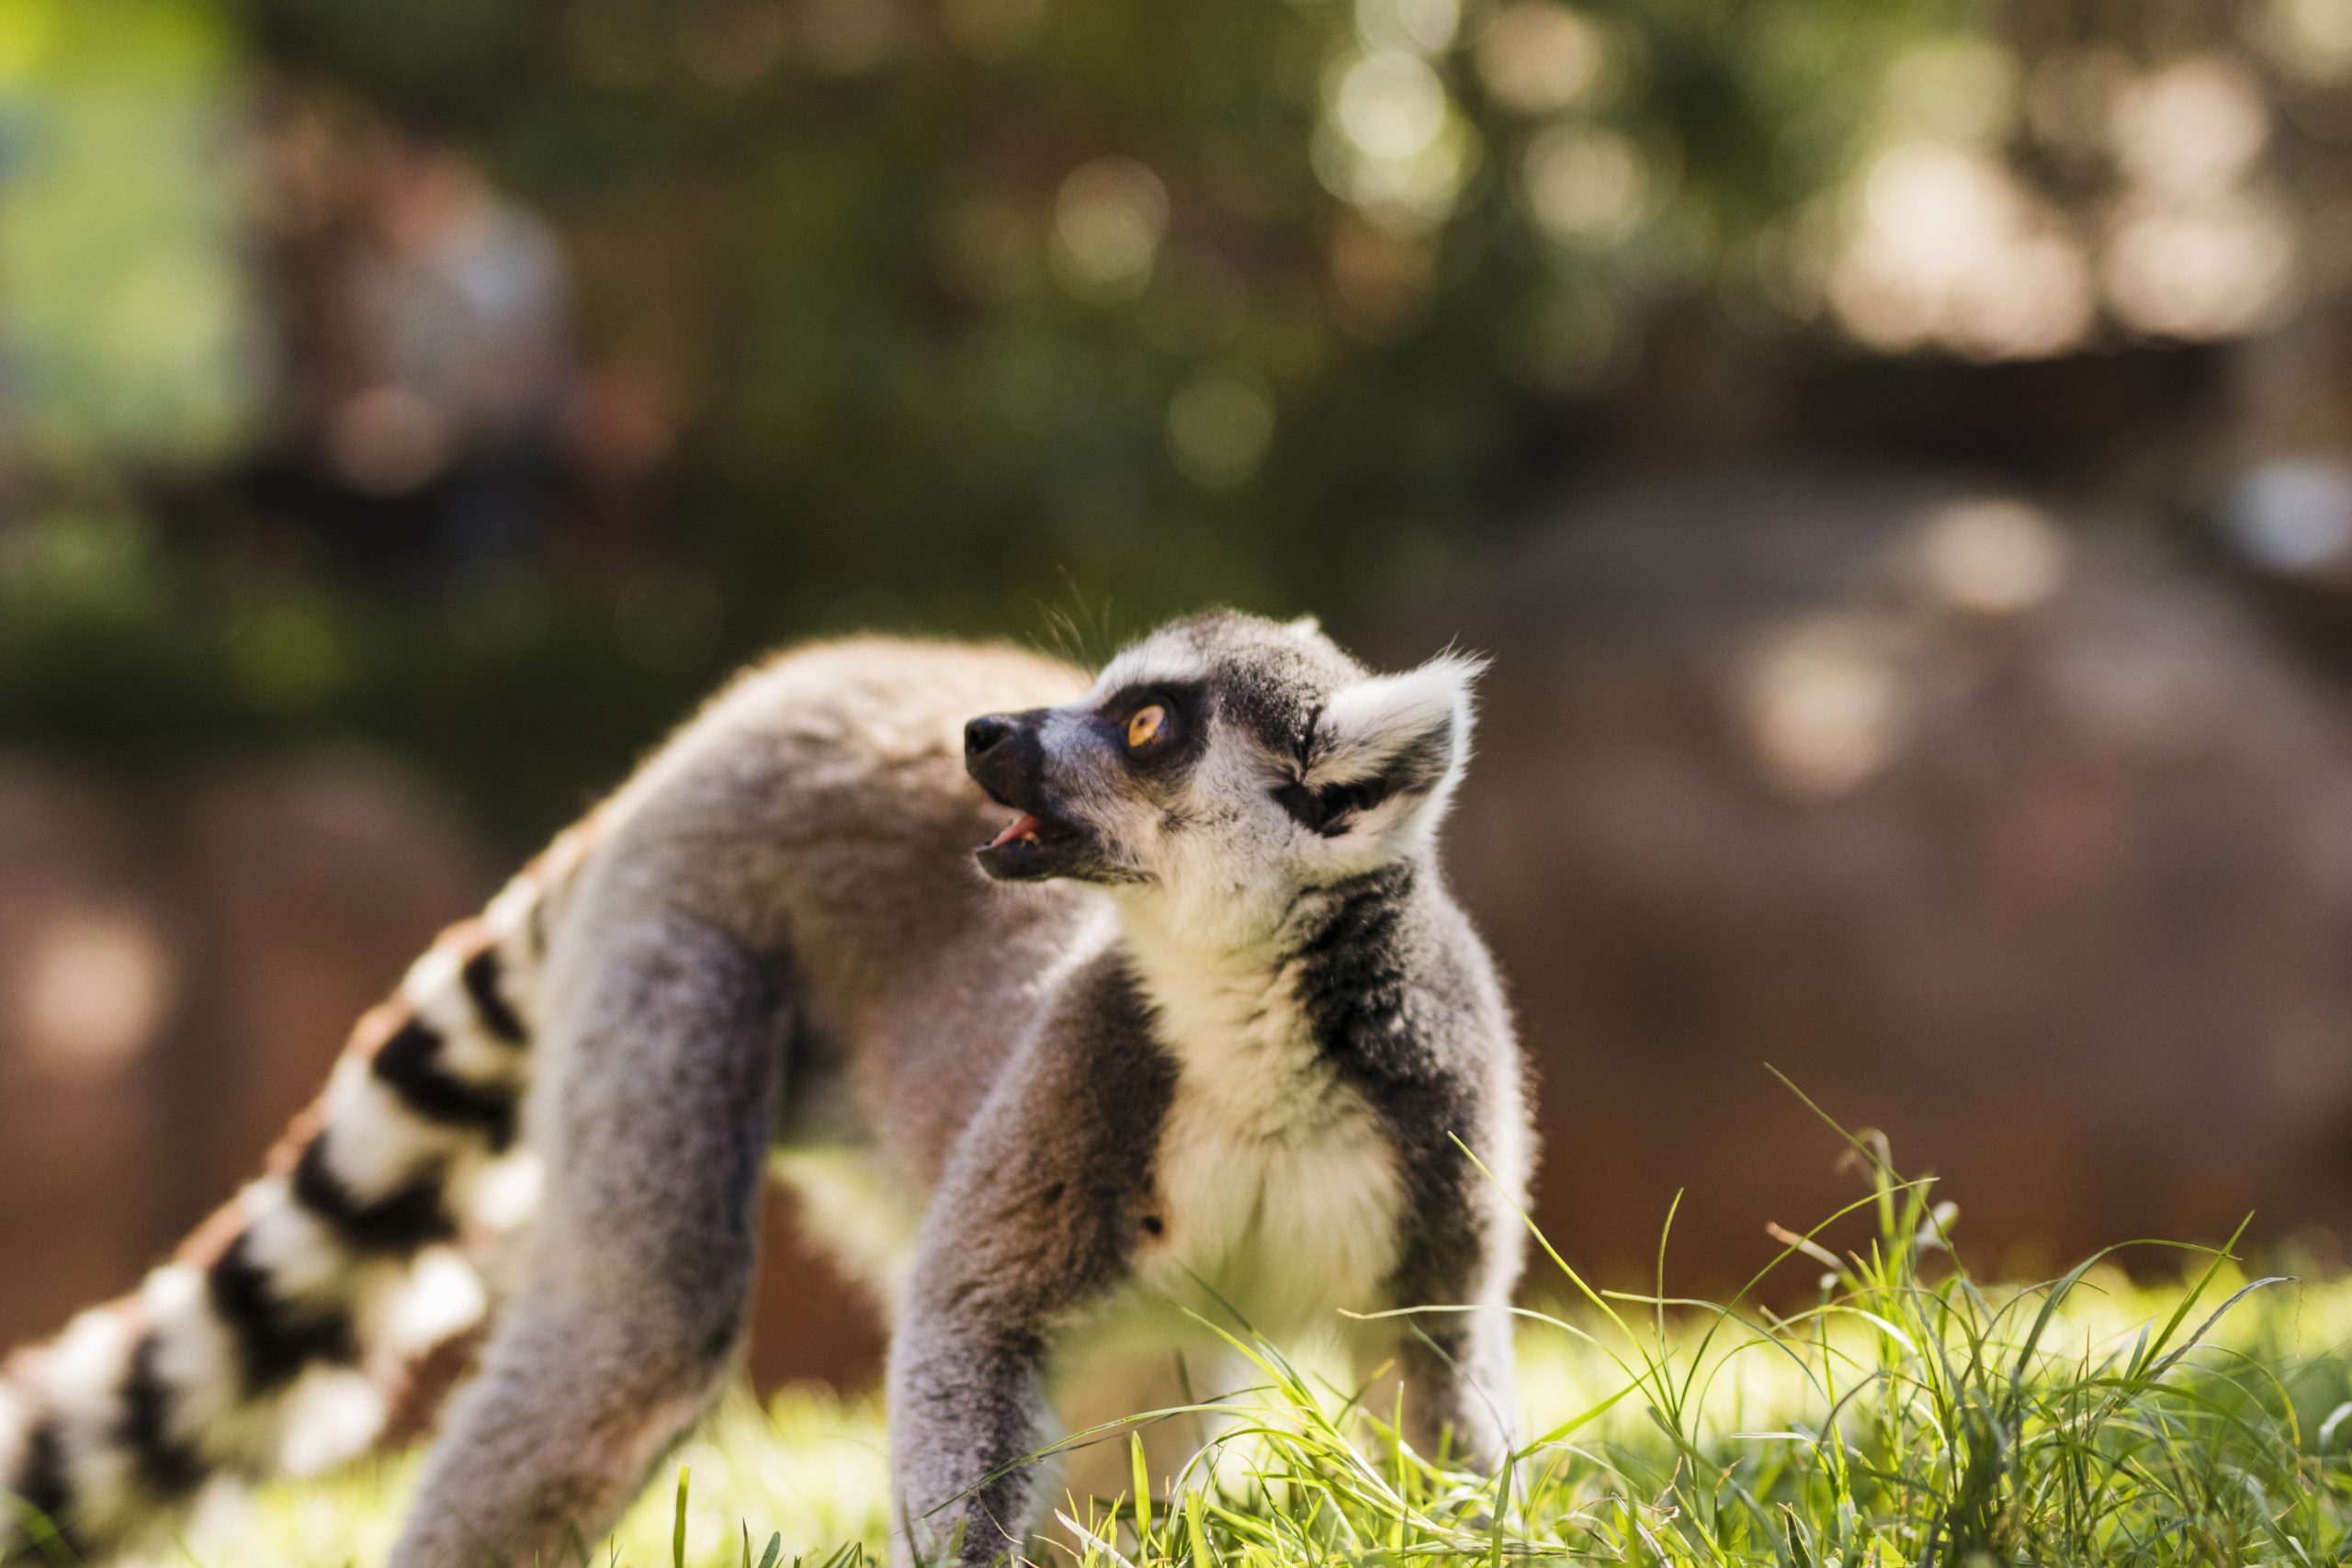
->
0, 847, 572, 1562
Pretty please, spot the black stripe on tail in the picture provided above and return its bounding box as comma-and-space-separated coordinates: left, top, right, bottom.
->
289, 1137, 458, 1257
119, 1334, 204, 1501
460, 948, 529, 1046
370, 1021, 520, 1152
205, 1232, 358, 1399
9, 1416, 83, 1559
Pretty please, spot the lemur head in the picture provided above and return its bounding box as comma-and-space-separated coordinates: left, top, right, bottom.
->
965, 610, 1483, 939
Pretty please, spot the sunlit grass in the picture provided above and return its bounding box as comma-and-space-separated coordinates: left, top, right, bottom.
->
187, 1391, 894, 1568
166, 1122, 2352, 1568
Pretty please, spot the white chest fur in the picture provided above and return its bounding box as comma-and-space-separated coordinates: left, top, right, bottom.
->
1124, 931, 1404, 1340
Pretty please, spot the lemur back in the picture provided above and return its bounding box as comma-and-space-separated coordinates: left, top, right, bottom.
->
0, 615, 1527, 1568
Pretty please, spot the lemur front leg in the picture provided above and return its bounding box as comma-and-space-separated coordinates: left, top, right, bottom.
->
390, 914, 787, 1568
1380, 1079, 1525, 1477
888, 953, 1171, 1568
888, 1295, 1059, 1567
1394, 1293, 1518, 1473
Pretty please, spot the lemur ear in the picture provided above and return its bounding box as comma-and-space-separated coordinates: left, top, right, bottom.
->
1280, 651, 1485, 848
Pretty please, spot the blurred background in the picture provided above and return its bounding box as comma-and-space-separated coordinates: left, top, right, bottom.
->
6, 0, 2352, 1390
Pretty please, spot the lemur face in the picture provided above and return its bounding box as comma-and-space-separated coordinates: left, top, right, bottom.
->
966, 611, 1481, 929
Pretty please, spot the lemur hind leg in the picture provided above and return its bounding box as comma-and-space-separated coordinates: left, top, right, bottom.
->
390, 916, 787, 1568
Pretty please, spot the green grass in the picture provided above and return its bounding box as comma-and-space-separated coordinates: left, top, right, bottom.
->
180, 1128, 2352, 1568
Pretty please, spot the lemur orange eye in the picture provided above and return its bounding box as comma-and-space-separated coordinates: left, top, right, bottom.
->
1126, 704, 1169, 750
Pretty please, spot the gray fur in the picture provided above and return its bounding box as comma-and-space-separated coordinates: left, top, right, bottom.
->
0, 615, 1530, 1568
391, 912, 784, 1564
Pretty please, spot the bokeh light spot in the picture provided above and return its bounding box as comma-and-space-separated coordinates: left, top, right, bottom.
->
1827, 143, 2093, 359
1337, 51, 1449, 163
1052, 158, 1170, 299
1315, 55, 1476, 228
18, 910, 173, 1082
2268, 0, 2352, 81
1476, 2, 1604, 116
1917, 497, 2068, 616
1523, 124, 1649, 244
2224, 459, 2352, 574
1167, 370, 1275, 490
1740, 620, 1910, 803
2103, 190, 2294, 340
2110, 57, 2268, 200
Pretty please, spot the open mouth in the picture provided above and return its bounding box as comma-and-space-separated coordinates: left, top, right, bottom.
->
964, 713, 1091, 880
985, 811, 1073, 852
974, 806, 1085, 880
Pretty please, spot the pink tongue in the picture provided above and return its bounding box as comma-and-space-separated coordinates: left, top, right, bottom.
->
989, 813, 1043, 850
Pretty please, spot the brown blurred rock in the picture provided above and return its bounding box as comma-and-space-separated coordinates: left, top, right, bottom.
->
0, 765, 181, 1348
171, 757, 492, 1222
1407, 467, 2352, 1291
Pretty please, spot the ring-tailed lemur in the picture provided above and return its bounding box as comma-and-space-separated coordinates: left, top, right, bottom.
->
0, 610, 1529, 1567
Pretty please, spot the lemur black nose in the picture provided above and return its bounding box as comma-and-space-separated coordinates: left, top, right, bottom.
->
964, 715, 1018, 761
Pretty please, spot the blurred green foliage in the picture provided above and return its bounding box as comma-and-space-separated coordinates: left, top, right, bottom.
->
230, 0, 1966, 612
0, 508, 711, 837
0, 0, 258, 468
0, 0, 1971, 841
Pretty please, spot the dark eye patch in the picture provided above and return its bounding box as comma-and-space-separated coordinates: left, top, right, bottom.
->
1095, 681, 1209, 775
